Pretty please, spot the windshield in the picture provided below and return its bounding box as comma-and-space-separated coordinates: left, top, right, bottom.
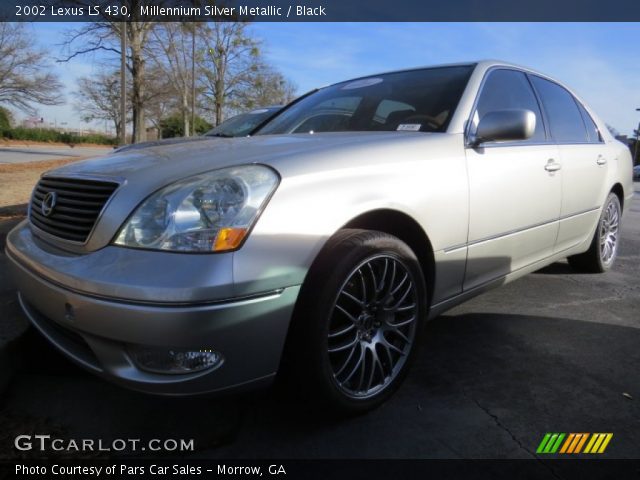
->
256, 66, 473, 135
205, 108, 280, 137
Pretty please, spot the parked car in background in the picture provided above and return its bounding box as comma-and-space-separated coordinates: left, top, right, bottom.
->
633, 164, 640, 181
205, 106, 283, 138
112, 106, 283, 154
6, 61, 633, 413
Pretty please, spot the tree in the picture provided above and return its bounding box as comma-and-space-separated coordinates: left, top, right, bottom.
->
148, 23, 198, 136
237, 67, 297, 112
199, 23, 262, 126
60, 4, 155, 142
632, 130, 639, 165
198, 23, 297, 125
145, 66, 178, 140
0, 23, 64, 114
74, 70, 128, 139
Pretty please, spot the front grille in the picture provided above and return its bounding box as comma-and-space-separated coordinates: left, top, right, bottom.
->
30, 176, 119, 243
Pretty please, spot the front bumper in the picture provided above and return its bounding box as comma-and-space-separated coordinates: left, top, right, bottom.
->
6, 222, 301, 395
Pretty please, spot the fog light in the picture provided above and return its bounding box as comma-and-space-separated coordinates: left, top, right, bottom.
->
128, 346, 222, 374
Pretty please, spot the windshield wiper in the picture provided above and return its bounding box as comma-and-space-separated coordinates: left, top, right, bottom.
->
205, 132, 234, 138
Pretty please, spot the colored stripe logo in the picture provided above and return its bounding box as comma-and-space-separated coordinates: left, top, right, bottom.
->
536, 433, 613, 454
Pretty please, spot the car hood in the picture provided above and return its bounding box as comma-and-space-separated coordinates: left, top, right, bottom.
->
50, 131, 441, 182
112, 135, 214, 153
43, 132, 453, 252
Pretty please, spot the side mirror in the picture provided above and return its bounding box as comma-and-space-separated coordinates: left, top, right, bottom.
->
471, 109, 536, 146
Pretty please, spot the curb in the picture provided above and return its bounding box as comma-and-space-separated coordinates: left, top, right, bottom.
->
0, 204, 27, 219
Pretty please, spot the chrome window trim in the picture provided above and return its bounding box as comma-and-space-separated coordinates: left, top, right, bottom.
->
527, 74, 598, 145
574, 99, 605, 144
464, 65, 605, 149
469, 140, 604, 149
464, 66, 552, 148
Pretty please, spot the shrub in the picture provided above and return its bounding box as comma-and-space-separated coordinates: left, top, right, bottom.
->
0, 107, 13, 136
160, 114, 212, 138
0, 126, 117, 145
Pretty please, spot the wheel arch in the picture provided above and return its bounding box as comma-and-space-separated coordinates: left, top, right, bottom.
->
341, 209, 436, 305
611, 183, 624, 211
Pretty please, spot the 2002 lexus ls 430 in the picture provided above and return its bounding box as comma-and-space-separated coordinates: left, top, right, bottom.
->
6, 60, 633, 412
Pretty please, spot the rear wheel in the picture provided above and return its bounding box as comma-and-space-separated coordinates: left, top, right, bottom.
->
286, 229, 427, 414
567, 192, 621, 273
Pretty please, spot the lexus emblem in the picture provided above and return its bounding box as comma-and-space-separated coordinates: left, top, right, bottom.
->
41, 192, 57, 217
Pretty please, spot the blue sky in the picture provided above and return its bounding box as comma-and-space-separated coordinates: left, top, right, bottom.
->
25, 22, 640, 136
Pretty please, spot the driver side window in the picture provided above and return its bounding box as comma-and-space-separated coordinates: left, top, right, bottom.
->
474, 69, 546, 143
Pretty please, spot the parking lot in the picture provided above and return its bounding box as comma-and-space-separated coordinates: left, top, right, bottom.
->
0, 186, 638, 462
0, 145, 109, 165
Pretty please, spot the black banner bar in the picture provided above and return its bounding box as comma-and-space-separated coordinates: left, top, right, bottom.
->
2, 0, 640, 22
3, 459, 640, 480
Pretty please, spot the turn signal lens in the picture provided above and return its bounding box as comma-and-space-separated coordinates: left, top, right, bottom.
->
213, 227, 248, 251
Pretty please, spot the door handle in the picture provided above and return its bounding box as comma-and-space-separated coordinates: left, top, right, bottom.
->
544, 159, 561, 172
596, 155, 607, 166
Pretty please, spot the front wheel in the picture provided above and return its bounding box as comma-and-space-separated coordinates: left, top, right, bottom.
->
285, 229, 428, 414
568, 192, 621, 273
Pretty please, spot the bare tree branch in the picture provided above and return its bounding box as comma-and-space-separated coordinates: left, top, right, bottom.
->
57, 4, 156, 142
74, 69, 129, 138
198, 22, 296, 124
0, 23, 64, 115
148, 23, 198, 136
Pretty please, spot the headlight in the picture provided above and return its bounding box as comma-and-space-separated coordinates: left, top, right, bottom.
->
113, 165, 279, 252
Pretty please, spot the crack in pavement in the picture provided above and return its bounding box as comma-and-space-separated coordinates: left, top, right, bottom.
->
542, 295, 624, 308
467, 394, 565, 480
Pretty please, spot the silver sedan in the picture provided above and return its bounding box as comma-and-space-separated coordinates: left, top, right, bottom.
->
6, 60, 633, 413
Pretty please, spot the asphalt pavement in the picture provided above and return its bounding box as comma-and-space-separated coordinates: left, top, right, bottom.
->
0, 145, 111, 164
0, 187, 638, 463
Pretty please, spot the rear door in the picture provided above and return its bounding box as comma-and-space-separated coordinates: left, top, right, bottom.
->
529, 75, 609, 253
464, 69, 562, 290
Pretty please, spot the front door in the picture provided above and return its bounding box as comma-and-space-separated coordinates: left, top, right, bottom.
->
464, 69, 562, 290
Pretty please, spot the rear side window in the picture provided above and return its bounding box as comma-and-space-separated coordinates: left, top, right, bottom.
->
576, 102, 602, 143
475, 69, 545, 143
530, 76, 588, 144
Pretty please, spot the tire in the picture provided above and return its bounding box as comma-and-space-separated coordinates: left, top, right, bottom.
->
284, 229, 428, 414
567, 192, 621, 273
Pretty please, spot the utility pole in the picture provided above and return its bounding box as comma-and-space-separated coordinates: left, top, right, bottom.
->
634, 108, 640, 165
120, 22, 127, 145
191, 22, 196, 137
